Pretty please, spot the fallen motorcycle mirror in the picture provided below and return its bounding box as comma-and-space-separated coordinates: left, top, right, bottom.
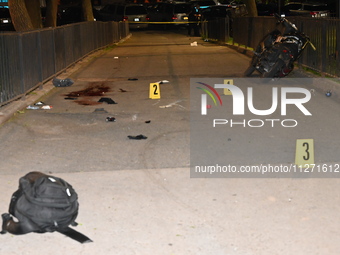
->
1, 172, 92, 244
245, 14, 316, 78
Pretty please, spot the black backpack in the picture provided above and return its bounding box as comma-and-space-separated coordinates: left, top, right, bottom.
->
1, 172, 92, 243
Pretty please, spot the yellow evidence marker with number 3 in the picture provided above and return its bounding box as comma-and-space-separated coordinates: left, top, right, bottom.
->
295, 139, 314, 167
149, 83, 161, 99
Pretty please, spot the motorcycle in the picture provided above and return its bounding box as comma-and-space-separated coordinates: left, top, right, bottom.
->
244, 14, 316, 78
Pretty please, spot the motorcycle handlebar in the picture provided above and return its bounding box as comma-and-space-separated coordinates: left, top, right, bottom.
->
274, 13, 282, 20
274, 13, 286, 23
273, 13, 298, 33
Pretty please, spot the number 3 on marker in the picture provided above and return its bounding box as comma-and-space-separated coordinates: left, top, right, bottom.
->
302, 142, 310, 160
295, 139, 314, 166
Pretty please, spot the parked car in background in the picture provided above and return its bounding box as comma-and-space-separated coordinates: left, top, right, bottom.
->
217, 0, 243, 7
0, 7, 14, 31
200, 5, 232, 21
97, 4, 149, 29
96, 4, 125, 22
188, 0, 216, 9
148, 2, 191, 26
125, 4, 149, 29
216, 0, 247, 16
282, 2, 330, 18
96, 3, 149, 29
256, 3, 278, 16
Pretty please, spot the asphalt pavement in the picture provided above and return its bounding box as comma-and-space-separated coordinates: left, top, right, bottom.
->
0, 28, 340, 255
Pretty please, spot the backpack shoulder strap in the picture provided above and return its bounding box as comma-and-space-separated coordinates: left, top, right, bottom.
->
57, 227, 93, 244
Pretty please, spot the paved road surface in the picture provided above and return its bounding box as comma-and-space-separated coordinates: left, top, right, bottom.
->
0, 29, 339, 255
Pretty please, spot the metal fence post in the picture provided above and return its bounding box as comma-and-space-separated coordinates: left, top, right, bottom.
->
337, 21, 340, 77
17, 33, 26, 100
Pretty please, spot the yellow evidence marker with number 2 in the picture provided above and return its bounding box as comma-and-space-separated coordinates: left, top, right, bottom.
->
295, 139, 314, 167
149, 83, 160, 99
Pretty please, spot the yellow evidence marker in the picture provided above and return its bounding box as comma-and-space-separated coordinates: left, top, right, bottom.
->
149, 83, 160, 99
295, 139, 314, 167
223, 79, 233, 95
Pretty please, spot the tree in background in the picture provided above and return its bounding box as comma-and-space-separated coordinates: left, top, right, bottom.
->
244, 0, 258, 17
44, 0, 58, 27
82, 0, 94, 21
8, 0, 35, 31
25, 0, 43, 29
9, 0, 94, 31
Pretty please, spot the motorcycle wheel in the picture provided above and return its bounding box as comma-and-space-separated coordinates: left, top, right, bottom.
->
261, 59, 285, 78
244, 65, 256, 77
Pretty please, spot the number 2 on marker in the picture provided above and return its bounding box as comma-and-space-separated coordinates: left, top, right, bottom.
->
149, 83, 160, 99
153, 84, 158, 95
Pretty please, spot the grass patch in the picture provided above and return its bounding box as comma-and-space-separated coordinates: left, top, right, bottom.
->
103, 44, 116, 51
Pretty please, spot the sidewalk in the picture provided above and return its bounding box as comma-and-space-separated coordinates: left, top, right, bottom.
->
1, 169, 340, 255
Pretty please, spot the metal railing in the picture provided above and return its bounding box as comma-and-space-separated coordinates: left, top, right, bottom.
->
201, 18, 230, 44
202, 16, 340, 78
0, 21, 129, 105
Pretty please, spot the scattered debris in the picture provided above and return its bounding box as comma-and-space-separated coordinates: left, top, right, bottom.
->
326, 90, 332, 97
145, 120, 151, 123
190, 41, 198, 46
98, 97, 117, 104
26, 105, 40, 110
128, 134, 147, 140
41, 105, 52, 110
128, 78, 138, 81
93, 108, 108, 113
34, 101, 45, 106
159, 100, 185, 109
155, 80, 169, 84
119, 88, 127, 92
106, 117, 116, 122
152, 100, 160, 106
64, 97, 78, 100
26, 105, 52, 110
53, 77, 74, 87
159, 104, 172, 109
